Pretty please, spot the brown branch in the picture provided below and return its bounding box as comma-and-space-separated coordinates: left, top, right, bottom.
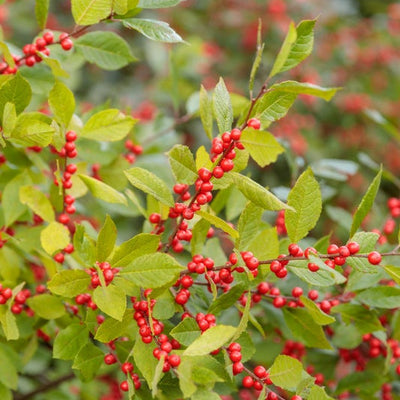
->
14, 372, 76, 400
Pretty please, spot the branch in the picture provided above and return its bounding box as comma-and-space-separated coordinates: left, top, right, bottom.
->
14, 372, 76, 400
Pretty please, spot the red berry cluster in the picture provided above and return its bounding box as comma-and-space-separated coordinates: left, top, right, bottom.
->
132, 296, 181, 373
0, 31, 72, 75
88, 262, 119, 288
75, 293, 97, 310
53, 243, 74, 264
10, 289, 32, 315
227, 342, 244, 375
124, 140, 143, 164
0, 285, 13, 305
247, 117, 261, 130
275, 210, 287, 235
194, 312, 216, 332
210, 128, 242, 178
120, 361, 141, 392
388, 197, 400, 218
240, 251, 260, 275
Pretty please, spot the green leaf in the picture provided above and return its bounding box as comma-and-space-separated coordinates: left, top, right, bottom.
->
111, 233, 159, 267
269, 355, 303, 390
53, 323, 89, 360
122, 18, 184, 43
19, 185, 55, 222
240, 128, 285, 167
254, 91, 297, 127
48, 80, 75, 126
190, 218, 210, 256
2, 102, 16, 137
40, 221, 70, 255
350, 167, 382, 237
228, 172, 293, 211
289, 262, 336, 287
75, 31, 135, 70
199, 85, 213, 140
138, 0, 183, 7
47, 270, 91, 297
167, 144, 197, 185
119, 253, 183, 288
285, 168, 322, 243
183, 325, 236, 356
356, 287, 400, 309
269, 21, 297, 78
208, 284, 246, 315
269, 19, 316, 78
9, 114, 55, 147
0, 42, 15, 68
0, 307, 19, 341
71, 0, 112, 25
346, 232, 380, 273
170, 318, 201, 346
308, 385, 335, 400
283, 308, 332, 349
96, 215, 117, 262
0, 72, 32, 124
307, 255, 346, 285
2, 172, 31, 227
73, 225, 97, 266
0, 345, 18, 389
72, 343, 104, 381
35, 0, 49, 29
195, 145, 213, 171
236, 202, 263, 249
384, 265, 400, 285
212, 77, 233, 134
152, 355, 165, 397
232, 291, 251, 341
133, 335, 158, 386
79, 174, 127, 205
81, 109, 136, 141
93, 283, 126, 320
196, 209, 239, 239
40, 55, 69, 78
125, 167, 174, 207
95, 313, 136, 343
300, 296, 335, 325
0, 382, 12, 400
269, 81, 339, 101
27, 294, 65, 319
331, 303, 383, 334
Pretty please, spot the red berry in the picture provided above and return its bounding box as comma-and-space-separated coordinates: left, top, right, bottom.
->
228, 342, 241, 352
149, 213, 161, 224
327, 244, 339, 254
61, 38, 73, 51
104, 353, 117, 365
66, 131, 77, 142
308, 262, 319, 272
291, 287, 303, 298
220, 158, 234, 172
368, 251, 382, 265
347, 241, 360, 254
308, 290, 319, 301
242, 376, 254, 388
291, 396, 303, 400
254, 365, 267, 379
121, 362, 134, 374
120, 380, 129, 392
168, 354, 181, 367
273, 296, 286, 308
54, 253, 65, 264
247, 118, 261, 130
198, 168, 212, 181
43, 31, 54, 44
229, 351, 242, 363
232, 361, 244, 375
35, 37, 47, 50
230, 128, 242, 140
66, 164, 77, 174
257, 282, 269, 294
58, 213, 70, 225
213, 166, 224, 179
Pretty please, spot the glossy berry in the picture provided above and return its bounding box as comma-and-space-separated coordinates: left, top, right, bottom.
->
198, 168, 212, 181
121, 362, 134, 374
242, 376, 254, 388
308, 290, 319, 301
232, 361, 244, 375
291, 287, 303, 298
61, 38, 73, 51
168, 354, 181, 367
368, 251, 382, 265
104, 353, 117, 365
120, 380, 129, 392
347, 241, 360, 254
149, 213, 161, 224
247, 118, 261, 130
229, 351, 242, 363
254, 365, 267, 378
